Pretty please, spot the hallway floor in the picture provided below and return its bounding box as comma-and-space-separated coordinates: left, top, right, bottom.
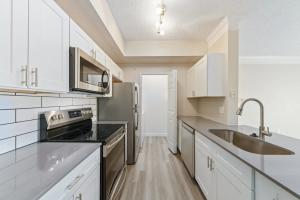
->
120, 137, 205, 200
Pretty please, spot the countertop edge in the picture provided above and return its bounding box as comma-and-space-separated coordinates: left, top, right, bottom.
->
178, 116, 300, 199
36, 143, 101, 200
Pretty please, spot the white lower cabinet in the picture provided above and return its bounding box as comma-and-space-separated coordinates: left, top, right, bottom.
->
73, 167, 100, 200
195, 132, 253, 200
195, 134, 214, 199
40, 148, 100, 200
255, 172, 298, 200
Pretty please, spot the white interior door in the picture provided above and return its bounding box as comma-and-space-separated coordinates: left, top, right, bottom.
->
167, 70, 178, 153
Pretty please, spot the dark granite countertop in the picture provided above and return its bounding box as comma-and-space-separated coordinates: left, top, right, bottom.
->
179, 116, 300, 199
0, 142, 101, 200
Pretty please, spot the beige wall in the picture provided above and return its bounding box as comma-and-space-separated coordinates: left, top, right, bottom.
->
196, 30, 239, 125
122, 64, 199, 116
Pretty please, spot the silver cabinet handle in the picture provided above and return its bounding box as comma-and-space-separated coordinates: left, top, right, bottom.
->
66, 174, 84, 190
31, 67, 38, 87
207, 156, 210, 169
75, 193, 82, 200
21, 66, 28, 86
209, 158, 214, 171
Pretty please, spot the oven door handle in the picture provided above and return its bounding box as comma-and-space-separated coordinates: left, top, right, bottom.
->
105, 131, 125, 152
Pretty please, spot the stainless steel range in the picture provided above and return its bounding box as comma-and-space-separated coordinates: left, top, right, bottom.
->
39, 107, 126, 200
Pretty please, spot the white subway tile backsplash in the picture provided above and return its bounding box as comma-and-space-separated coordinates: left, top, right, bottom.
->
0, 110, 15, 125
0, 120, 38, 139
0, 96, 41, 109
73, 98, 90, 105
16, 132, 38, 149
16, 107, 59, 122
90, 98, 97, 105
59, 93, 88, 98
0, 92, 97, 154
60, 105, 82, 110
0, 138, 15, 155
42, 97, 72, 107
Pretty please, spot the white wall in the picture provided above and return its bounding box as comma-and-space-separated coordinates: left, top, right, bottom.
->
122, 64, 199, 116
141, 75, 168, 136
239, 63, 300, 139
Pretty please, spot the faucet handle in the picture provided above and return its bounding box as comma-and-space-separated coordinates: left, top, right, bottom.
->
263, 127, 272, 137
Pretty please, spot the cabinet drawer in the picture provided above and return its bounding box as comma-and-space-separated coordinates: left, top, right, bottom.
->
255, 172, 298, 200
215, 146, 253, 189
195, 131, 218, 153
40, 148, 100, 200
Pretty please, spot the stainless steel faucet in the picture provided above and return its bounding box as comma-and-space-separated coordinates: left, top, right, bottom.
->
236, 98, 272, 140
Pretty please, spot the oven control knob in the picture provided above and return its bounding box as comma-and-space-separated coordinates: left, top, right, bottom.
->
58, 114, 64, 119
51, 115, 58, 121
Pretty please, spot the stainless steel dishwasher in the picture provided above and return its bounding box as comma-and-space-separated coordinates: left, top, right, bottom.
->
181, 122, 195, 178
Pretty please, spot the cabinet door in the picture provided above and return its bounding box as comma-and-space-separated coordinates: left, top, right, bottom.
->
214, 160, 252, 200
198, 56, 207, 97
28, 0, 69, 92
0, 0, 28, 89
94, 45, 106, 66
255, 172, 298, 200
70, 20, 94, 56
73, 166, 100, 200
186, 67, 195, 97
195, 136, 213, 199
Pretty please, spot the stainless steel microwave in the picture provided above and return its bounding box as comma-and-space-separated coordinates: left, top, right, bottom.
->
69, 47, 110, 94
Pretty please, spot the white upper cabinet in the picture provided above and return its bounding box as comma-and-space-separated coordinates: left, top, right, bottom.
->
106, 56, 124, 82
28, 0, 69, 92
187, 53, 225, 98
0, 0, 69, 93
70, 20, 105, 66
0, 0, 28, 89
70, 19, 94, 57
94, 44, 106, 66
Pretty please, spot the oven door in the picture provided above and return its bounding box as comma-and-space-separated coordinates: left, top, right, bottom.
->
69, 47, 110, 94
102, 129, 126, 200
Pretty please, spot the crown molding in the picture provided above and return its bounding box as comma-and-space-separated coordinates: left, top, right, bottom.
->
240, 56, 300, 65
206, 17, 229, 48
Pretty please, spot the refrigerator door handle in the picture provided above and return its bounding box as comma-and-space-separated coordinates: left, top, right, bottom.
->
136, 112, 139, 130
134, 86, 139, 106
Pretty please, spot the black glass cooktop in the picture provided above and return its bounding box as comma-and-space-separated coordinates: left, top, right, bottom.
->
44, 119, 124, 144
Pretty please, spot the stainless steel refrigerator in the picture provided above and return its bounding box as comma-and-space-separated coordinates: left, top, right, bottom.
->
98, 82, 141, 164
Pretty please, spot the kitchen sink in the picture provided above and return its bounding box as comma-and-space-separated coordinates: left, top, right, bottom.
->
209, 129, 294, 155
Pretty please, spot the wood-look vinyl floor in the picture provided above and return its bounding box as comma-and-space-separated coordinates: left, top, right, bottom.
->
120, 137, 205, 200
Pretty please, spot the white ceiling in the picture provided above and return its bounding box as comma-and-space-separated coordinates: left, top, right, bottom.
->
108, 0, 300, 56
107, 0, 258, 41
